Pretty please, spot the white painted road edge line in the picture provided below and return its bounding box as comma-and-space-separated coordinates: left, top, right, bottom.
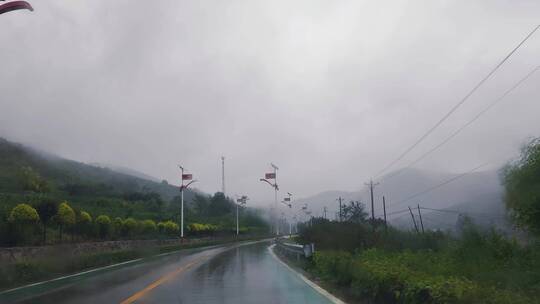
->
1, 238, 272, 296
0, 258, 143, 295
268, 244, 346, 304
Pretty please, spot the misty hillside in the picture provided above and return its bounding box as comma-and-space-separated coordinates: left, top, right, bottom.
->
0, 138, 195, 205
89, 163, 161, 183
295, 167, 509, 231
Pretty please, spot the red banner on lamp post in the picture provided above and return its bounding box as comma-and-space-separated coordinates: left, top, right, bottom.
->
265, 173, 276, 179
182, 174, 192, 181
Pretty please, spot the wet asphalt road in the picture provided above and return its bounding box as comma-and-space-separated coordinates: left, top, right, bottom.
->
18, 240, 332, 304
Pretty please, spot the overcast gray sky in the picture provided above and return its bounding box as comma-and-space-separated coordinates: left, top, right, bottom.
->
1, 1, 539, 205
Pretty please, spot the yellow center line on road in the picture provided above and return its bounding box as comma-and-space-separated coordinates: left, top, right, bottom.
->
119, 255, 209, 304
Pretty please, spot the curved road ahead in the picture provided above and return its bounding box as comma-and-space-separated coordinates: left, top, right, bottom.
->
15, 240, 334, 304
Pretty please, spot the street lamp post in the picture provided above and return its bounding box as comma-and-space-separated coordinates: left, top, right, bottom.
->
271, 163, 279, 235
235, 195, 248, 236
178, 165, 196, 239
282, 192, 293, 236
260, 163, 279, 235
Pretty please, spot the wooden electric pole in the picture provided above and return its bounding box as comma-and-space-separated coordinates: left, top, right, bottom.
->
408, 206, 419, 233
365, 179, 379, 223
383, 196, 387, 231
337, 197, 343, 222
417, 204, 425, 233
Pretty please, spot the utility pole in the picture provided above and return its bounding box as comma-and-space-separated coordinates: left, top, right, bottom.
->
417, 204, 425, 233
281, 192, 293, 234
383, 196, 387, 231
235, 195, 248, 236
260, 163, 279, 236
178, 165, 196, 239
289, 219, 292, 236
408, 206, 419, 233
323, 206, 327, 219
221, 156, 225, 195
337, 197, 343, 222
272, 163, 279, 235
365, 180, 379, 222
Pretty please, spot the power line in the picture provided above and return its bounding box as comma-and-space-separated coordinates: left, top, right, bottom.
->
381, 65, 540, 182
419, 216, 456, 227
389, 213, 411, 221
373, 24, 540, 179
419, 207, 507, 219
388, 161, 490, 207
384, 66, 540, 180
376, 208, 409, 218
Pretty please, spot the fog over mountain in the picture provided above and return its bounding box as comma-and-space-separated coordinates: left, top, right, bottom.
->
1, 1, 540, 208
89, 163, 161, 183
294, 167, 507, 231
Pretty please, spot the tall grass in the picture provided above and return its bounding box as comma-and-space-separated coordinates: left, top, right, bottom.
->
299, 220, 540, 303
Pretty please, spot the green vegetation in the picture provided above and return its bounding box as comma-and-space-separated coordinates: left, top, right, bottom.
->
503, 137, 540, 235
295, 138, 540, 304
288, 139, 540, 303
158, 220, 179, 235
95, 215, 111, 239
305, 225, 540, 303
8, 204, 39, 224
0, 138, 269, 246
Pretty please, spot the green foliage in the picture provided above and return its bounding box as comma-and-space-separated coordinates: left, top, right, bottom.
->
33, 199, 58, 225
12, 260, 46, 283
0, 139, 269, 245
79, 211, 92, 224
56, 202, 75, 226
95, 215, 111, 238
192, 194, 210, 215
122, 218, 138, 236
141, 219, 157, 234
19, 166, 49, 193
503, 137, 540, 235
341, 200, 369, 223
208, 192, 234, 216
188, 222, 218, 235
299, 219, 372, 251
159, 220, 179, 235
299, 218, 446, 253
307, 226, 540, 304
113, 217, 123, 236
7, 204, 40, 245
8, 204, 39, 224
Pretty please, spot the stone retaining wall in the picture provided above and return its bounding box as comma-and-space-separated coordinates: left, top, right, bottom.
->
0, 238, 194, 264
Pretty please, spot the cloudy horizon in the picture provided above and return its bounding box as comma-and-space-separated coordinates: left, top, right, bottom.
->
1, 1, 540, 205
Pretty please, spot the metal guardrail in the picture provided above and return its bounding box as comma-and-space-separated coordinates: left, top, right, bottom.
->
274, 238, 315, 260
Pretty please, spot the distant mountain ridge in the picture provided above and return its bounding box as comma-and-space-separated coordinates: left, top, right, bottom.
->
294, 167, 508, 231
0, 137, 193, 203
